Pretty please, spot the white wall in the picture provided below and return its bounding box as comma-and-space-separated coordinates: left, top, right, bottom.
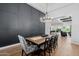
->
48, 4, 79, 43
45, 22, 51, 35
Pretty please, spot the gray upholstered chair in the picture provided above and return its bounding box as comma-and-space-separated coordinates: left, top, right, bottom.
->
18, 35, 38, 56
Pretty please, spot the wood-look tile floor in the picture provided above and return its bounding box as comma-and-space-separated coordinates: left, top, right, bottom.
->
53, 34, 79, 56
0, 34, 79, 56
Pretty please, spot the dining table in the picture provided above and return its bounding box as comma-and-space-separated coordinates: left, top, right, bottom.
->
26, 36, 49, 55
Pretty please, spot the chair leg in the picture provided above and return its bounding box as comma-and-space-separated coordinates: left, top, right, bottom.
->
49, 49, 51, 56
24, 52, 27, 56
44, 50, 46, 56
22, 49, 28, 56
50, 48, 52, 53
22, 49, 24, 56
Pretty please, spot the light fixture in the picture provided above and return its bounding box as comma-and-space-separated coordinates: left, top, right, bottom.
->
40, 4, 53, 22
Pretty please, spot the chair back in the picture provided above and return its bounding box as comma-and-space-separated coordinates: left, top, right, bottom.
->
49, 36, 54, 46
53, 35, 58, 46
55, 35, 58, 41
18, 35, 27, 52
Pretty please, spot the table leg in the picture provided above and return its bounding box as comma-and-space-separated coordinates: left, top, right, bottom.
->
37, 45, 40, 56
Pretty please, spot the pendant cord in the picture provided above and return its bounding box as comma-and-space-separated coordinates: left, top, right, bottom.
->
45, 3, 48, 17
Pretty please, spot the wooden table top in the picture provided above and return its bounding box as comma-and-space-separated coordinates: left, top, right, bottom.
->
26, 36, 46, 45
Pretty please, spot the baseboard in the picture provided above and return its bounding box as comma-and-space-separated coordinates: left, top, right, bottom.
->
0, 43, 20, 50
71, 41, 79, 45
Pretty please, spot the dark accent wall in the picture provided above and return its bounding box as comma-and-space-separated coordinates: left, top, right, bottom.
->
0, 3, 45, 47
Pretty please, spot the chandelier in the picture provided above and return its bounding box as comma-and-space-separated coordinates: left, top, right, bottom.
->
40, 4, 53, 22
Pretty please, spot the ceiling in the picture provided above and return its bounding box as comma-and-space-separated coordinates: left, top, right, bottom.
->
28, 3, 72, 14
27, 3, 72, 25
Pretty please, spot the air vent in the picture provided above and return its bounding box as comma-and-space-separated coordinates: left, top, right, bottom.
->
60, 16, 72, 22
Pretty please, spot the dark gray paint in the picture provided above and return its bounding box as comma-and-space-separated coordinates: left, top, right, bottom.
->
0, 3, 45, 47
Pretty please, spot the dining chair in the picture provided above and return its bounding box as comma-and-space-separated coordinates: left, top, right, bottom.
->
40, 37, 48, 55
52, 35, 58, 51
18, 35, 38, 56
40, 36, 54, 56
40, 35, 58, 56
46, 36, 54, 56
